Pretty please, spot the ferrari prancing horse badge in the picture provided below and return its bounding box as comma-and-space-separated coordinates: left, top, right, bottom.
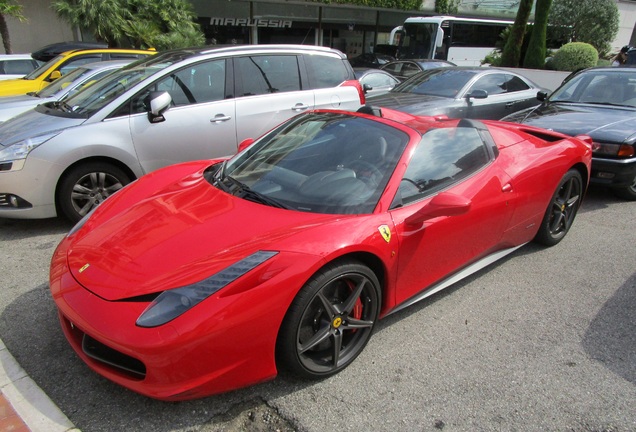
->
378, 225, 391, 243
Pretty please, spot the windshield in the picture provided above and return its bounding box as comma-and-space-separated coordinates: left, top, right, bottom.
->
392, 69, 477, 98
212, 112, 410, 215
550, 70, 636, 107
399, 23, 439, 59
23, 55, 63, 80
35, 66, 89, 97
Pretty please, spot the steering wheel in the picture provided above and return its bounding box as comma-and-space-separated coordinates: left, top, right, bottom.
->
348, 160, 383, 188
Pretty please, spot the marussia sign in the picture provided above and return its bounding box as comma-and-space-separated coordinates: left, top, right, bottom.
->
210, 18, 292, 28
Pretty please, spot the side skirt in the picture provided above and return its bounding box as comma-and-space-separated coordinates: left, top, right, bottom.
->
387, 243, 527, 316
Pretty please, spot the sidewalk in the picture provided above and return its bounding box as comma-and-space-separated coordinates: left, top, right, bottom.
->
0, 338, 78, 432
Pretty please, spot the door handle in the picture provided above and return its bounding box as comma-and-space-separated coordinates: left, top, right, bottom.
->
505, 102, 514, 108
502, 183, 513, 192
211, 114, 232, 123
292, 103, 310, 112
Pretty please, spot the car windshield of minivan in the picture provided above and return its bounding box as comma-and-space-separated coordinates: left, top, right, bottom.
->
23, 55, 63, 80
48, 66, 164, 118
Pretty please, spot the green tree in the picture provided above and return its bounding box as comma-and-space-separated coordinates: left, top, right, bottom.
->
523, 0, 552, 68
52, 0, 204, 50
500, 0, 534, 67
0, 0, 26, 54
435, 0, 460, 14
548, 0, 619, 55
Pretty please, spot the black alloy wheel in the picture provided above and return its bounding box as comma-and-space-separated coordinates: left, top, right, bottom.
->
277, 259, 381, 379
534, 169, 583, 246
57, 162, 131, 223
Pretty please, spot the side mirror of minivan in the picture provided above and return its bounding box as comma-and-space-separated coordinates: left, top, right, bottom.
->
147, 91, 172, 124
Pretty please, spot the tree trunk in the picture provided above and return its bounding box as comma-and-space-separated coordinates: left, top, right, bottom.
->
500, 0, 534, 67
524, 0, 553, 69
0, 14, 12, 54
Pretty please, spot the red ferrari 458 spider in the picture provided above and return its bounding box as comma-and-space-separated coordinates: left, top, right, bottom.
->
50, 107, 592, 400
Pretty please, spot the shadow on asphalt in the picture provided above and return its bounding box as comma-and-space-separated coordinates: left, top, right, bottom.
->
582, 272, 636, 385
0, 217, 72, 241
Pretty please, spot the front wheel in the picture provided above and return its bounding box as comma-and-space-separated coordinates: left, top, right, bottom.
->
57, 162, 131, 223
533, 169, 583, 246
276, 259, 381, 379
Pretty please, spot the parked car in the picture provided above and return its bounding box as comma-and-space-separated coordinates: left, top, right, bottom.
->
349, 52, 395, 68
354, 68, 399, 97
0, 54, 42, 80
0, 60, 131, 123
368, 67, 544, 120
49, 107, 591, 401
379, 59, 456, 81
0, 45, 365, 222
502, 67, 636, 200
0, 48, 154, 96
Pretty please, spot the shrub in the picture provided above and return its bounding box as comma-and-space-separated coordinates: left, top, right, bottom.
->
552, 42, 598, 71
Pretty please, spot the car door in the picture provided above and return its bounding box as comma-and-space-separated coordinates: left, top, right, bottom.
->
462, 72, 531, 120
129, 58, 238, 174
234, 54, 313, 143
304, 53, 361, 111
389, 125, 514, 306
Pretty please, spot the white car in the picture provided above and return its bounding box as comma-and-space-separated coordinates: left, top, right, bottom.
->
0, 45, 364, 222
0, 60, 130, 122
0, 54, 41, 80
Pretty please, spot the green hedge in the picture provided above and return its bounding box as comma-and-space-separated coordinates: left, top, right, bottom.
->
553, 42, 598, 71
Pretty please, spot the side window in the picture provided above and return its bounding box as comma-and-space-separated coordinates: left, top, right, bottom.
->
236, 55, 300, 96
155, 59, 226, 106
382, 63, 403, 75
305, 54, 350, 89
399, 127, 490, 205
505, 74, 530, 92
401, 63, 421, 78
57, 56, 101, 76
469, 73, 507, 95
1, 60, 37, 75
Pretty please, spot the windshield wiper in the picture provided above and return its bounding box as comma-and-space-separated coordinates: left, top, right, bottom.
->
224, 174, 290, 209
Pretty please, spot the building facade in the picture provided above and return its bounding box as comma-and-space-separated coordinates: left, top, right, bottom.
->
5, 0, 636, 56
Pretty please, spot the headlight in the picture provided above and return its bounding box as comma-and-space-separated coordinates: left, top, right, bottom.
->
0, 131, 62, 163
136, 251, 279, 328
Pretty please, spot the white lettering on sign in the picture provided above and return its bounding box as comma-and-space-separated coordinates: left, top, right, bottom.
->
210, 18, 292, 28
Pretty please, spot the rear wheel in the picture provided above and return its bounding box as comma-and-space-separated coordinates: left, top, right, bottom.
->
276, 259, 381, 379
57, 162, 131, 223
534, 169, 583, 246
612, 174, 636, 201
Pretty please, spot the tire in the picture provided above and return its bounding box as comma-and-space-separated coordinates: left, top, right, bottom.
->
57, 162, 131, 223
612, 174, 636, 201
533, 169, 583, 246
276, 259, 381, 379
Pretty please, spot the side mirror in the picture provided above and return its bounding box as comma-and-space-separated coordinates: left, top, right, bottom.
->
238, 138, 254, 152
405, 192, 471, 228
466, 89, 488, 100
537, 91, 548, 102
362, 83, 373, 94
48, 70, 62, 81
147, 91, 172, 124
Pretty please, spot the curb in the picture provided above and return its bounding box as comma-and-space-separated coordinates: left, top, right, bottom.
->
0, 338, 79, 432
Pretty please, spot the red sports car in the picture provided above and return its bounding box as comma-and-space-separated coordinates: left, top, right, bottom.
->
50, 107, 592, 401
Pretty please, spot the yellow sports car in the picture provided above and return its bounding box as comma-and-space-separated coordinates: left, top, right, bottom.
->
0, 48, 155, 96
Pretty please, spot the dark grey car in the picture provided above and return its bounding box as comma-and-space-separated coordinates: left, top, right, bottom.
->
368, 67, 544, 120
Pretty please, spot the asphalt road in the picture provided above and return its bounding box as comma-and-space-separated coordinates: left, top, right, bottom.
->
0, 186, 634, 432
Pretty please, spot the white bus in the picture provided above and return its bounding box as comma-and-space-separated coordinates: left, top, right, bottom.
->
388, 16, 521, 66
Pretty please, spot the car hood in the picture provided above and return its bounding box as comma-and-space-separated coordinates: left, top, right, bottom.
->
504, 103, 636, 143
66, 166, 363, 301
366, 92, 450, 113
0, 107, 83, 146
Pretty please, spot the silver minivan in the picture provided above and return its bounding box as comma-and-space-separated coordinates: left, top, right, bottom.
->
0, 45, 364, 221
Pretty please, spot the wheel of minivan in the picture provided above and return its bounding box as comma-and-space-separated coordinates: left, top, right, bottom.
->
57, 162, 131, 223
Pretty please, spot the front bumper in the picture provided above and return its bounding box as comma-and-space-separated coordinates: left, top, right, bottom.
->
49, 237, 315, 400
0, 156, 61, 219
590, 156, 636, 188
